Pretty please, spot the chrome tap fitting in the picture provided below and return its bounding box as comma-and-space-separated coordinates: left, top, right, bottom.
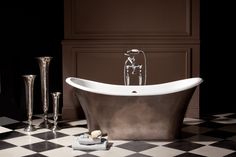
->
124, 49, 147, 85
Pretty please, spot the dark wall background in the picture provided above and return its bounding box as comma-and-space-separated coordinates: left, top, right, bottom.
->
200, 1, 236, 115
0, 0, 235, 120
0, 0, 63, 120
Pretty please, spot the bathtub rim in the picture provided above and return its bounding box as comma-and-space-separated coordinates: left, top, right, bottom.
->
65, 77, 203, 96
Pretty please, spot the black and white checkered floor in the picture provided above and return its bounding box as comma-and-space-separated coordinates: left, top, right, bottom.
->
1, 113, 236, 157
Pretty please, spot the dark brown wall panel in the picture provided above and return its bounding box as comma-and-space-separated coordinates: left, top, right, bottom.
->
62, 0, 200, 119
74, 48, 191, 84
65, 0, 199, 40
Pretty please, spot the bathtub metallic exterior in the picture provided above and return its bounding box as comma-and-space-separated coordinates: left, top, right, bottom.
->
75, 87, 196, 140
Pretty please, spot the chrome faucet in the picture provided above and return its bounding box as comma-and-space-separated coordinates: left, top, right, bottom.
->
124, 49, 147, 85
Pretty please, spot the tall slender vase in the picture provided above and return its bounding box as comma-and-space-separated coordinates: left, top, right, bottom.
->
51, 92, 61, 132
22, 75, 36, 132
36, 56, 52, 128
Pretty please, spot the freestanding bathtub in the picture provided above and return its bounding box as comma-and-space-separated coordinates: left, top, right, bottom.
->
66, 77, 203, 140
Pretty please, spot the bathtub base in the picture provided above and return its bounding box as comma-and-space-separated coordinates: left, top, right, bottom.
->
106, 123, 181, 140
76, 88, 195, 140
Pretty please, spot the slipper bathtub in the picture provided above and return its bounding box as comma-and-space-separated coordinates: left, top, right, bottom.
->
66, 77, 203, 140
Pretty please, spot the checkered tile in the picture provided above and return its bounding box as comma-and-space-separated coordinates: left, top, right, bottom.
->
0, 113, 236, 157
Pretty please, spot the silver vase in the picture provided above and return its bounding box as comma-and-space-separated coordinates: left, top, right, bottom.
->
51, 92, 61, 132
36, 56, 53, 128
22, 75, 36, 132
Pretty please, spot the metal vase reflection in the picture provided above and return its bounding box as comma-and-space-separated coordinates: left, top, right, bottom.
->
36, 56, 53, 128
51, 92, 61, 131
22, 75, 36, 132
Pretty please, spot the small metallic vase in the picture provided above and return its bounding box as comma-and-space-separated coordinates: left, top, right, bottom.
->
51, 92, 61, 132
22, 75, 36, 132
36, 56, 53, 128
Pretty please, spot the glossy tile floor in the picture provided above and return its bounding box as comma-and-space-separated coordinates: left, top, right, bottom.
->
1, 113, 236, 157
